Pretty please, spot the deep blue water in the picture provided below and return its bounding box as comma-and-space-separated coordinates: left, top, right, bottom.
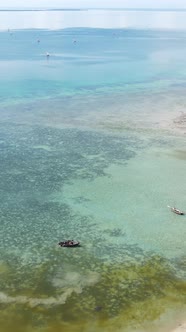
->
1, 27, 186, 103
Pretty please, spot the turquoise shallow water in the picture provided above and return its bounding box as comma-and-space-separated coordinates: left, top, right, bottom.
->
0, 9, 186, 332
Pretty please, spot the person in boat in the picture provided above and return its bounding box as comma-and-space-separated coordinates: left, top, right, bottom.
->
59, 240, 73, 246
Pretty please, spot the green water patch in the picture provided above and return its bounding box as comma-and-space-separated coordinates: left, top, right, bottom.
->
0, 122, 146, 262
0, 122, 141, 197
0, 254, 186, 332
0, 99, 185, 331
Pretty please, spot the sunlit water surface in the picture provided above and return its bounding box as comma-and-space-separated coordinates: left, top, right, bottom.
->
0, 9, 186, 332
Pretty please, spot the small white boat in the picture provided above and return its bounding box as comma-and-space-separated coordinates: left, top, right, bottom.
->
168, 206, 184, 215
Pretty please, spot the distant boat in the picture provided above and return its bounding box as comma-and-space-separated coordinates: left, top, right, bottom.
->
58, 240, 80, 247
168, 206, 184, 215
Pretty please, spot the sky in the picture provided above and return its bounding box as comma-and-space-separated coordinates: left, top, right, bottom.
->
1, 0, 186, 9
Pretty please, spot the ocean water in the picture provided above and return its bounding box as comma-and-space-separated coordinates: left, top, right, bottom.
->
0, 9, 186, 332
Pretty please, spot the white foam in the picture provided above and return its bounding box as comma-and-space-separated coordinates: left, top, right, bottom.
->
0, 289, 73, 307
0, 271, 100, 307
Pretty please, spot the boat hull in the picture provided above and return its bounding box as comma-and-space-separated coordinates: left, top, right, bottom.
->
171, 208, 184, 215
58, 241, 80, 247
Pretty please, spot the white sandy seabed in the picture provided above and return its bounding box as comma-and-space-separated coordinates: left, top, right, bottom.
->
172, 323, 186, 332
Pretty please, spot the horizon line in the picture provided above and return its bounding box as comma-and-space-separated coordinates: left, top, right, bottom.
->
1, 7, 186, 11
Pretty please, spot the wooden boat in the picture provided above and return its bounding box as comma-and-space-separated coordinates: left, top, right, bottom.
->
168, 206, 184, 215
58, 240, 80, 247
